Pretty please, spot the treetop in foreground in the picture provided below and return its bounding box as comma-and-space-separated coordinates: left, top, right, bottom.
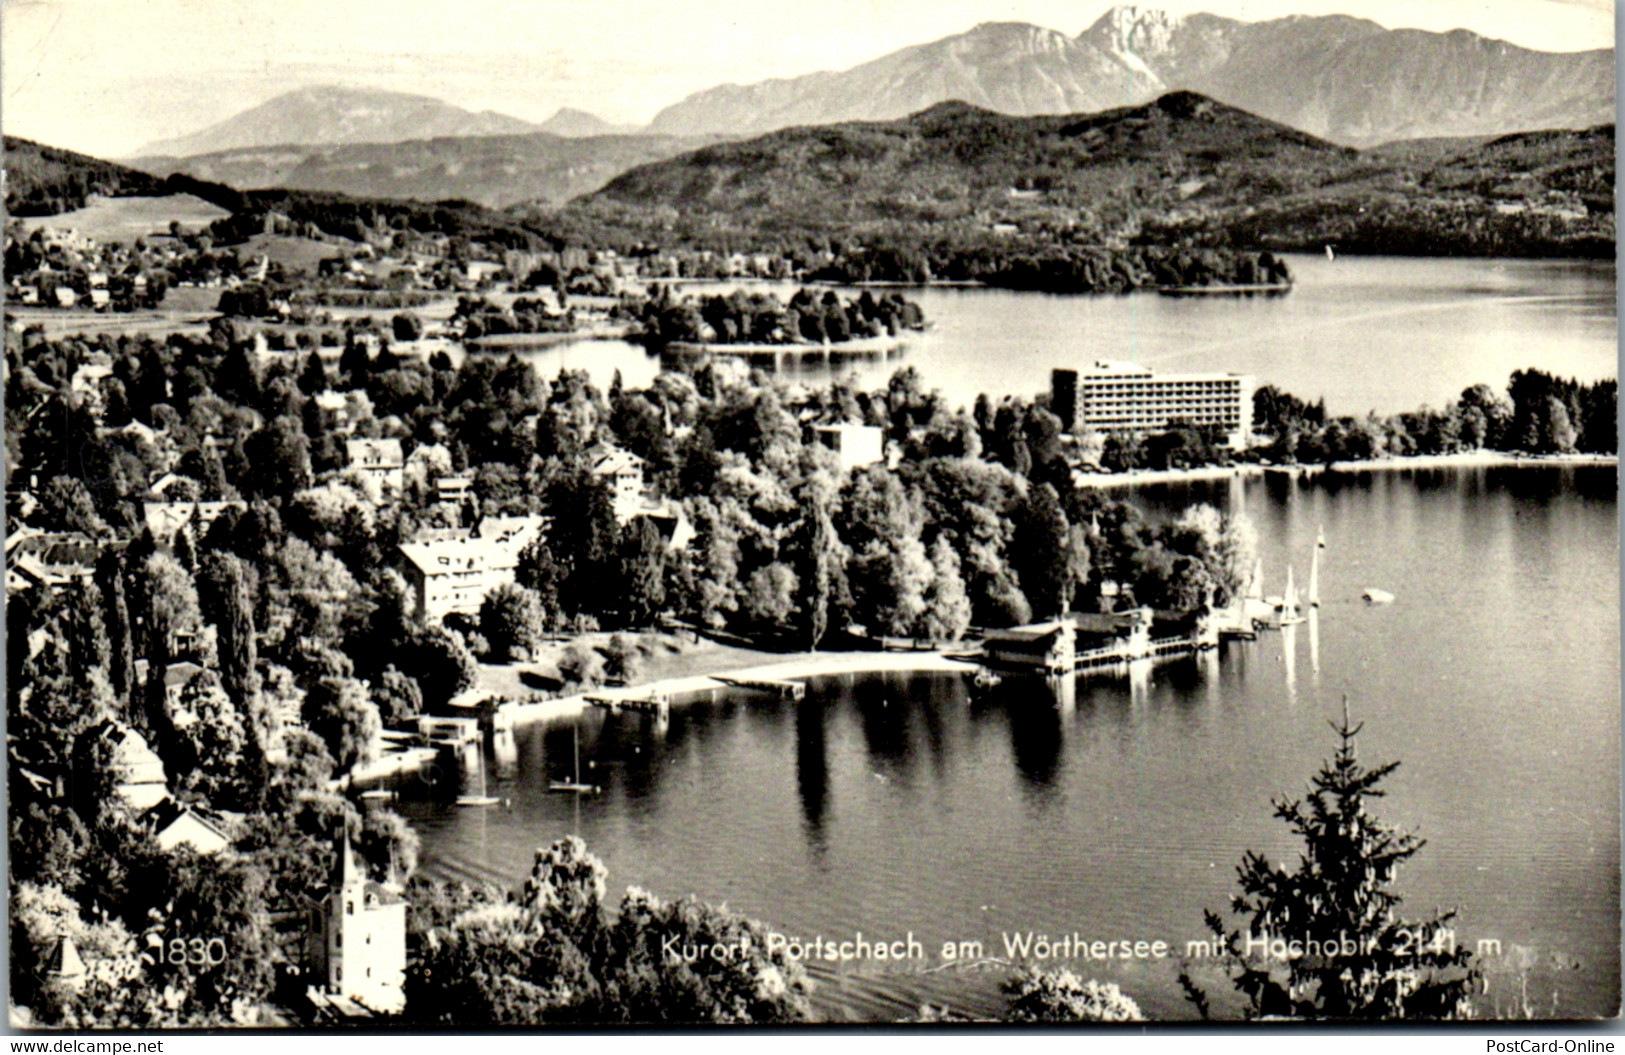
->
1182, 699, 1480, 1020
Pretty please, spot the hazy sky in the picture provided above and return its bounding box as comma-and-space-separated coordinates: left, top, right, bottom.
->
3, 0, 1615, 157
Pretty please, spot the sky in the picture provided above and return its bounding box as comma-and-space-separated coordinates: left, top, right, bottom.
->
2, 0, 1616, 157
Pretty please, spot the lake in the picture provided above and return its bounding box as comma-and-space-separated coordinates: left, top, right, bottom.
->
401, 464, 1619, 1021
503, 254, 1617, 418
413, 254, 1619, 1021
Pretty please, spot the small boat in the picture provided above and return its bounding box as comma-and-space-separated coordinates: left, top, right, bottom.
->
1362, 588, 1396, 605
360, 788, 397, 802
549, 725, 601, 795
1325, 245, 1336, 262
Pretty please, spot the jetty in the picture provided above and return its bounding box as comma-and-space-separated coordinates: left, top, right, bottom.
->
712, 676, 807, 700
586, 692, 672, 718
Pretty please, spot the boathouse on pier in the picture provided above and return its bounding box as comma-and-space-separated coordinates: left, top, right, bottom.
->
981, 621, 1076, 674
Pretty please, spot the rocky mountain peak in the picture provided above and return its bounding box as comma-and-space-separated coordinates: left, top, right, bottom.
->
1085, 6, 1185, 59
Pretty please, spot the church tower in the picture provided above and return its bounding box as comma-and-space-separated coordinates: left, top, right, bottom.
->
314, 831, 407, 1014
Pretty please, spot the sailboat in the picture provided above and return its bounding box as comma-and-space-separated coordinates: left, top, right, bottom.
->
1325, 244, 1336, 262
456, 752, 501, 807
1243, 557, 1272, 626
1279, 566, 1305, 626
1308, 526, 1324, 608
549, 724, 600, 794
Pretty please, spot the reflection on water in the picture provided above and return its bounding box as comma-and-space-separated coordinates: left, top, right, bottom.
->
406, 466, 1618, 1021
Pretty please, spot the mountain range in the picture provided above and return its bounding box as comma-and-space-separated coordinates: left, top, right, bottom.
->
133, 86, 638, 159
129, 130, 719, 209
107, 8, 1612, 212
7, 86, 1613, 268
561, 92, 1613, 259
648, 7, 1614, 147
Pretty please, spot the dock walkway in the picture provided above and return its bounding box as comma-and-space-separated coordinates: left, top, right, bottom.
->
712, 676, 806, 700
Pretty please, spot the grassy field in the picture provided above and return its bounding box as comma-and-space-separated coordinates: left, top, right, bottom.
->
19, 194, 229, 243
238, 233, 356, 275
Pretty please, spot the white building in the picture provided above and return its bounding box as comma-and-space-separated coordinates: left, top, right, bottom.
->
345, 439, 405, 490
143, 500, 246, 544
310, 833, 406, 1015
1052, 362, 1254, 450
397, 517, 543, 623
106, 725, 169, 811
589, 445, 646, 509
148, 801, 231, 855
398, 539, 509, 623
813, 424, 885, 473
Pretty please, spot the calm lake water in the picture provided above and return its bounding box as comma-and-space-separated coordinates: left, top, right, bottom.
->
414, 255, 1619, 1021
511, 254, 1617, 418
401, 464, 1619, 1022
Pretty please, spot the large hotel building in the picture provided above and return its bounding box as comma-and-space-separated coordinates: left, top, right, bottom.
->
1052, 362, 1254, 450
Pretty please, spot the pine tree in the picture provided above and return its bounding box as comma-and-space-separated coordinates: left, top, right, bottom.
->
60, 576, 110, 695
208, 553, 259, 710
788, 474, 847, 650
1182, 700, 1480, 1020
94, 551, 136, 717
618, 517, 668, 629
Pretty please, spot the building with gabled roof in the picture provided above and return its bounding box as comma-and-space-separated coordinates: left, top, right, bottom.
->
397, 515, 550, 623
42, 936, 87, 991
4, 530, 105, 595
474, 513, 547, 554
397, 538, 510, 623
588, 444, 646, 507
104, 725, 169, 810
346, 439, 404, 490
143, 501, 245, 544
145, 799, 232, 855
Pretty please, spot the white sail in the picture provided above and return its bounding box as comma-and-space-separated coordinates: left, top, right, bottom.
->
1308, 526, 1323, 607
1247, 558, 1265, 601
1284, 565, 1299, 611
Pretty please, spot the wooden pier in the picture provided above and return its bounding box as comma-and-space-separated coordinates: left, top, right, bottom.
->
712, 676, 807, 700
586, 693, 671, 717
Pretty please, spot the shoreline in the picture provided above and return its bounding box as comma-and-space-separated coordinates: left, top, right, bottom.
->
345, 449, 1615, 786
1322, 451, 1617, 473
499, 648, 970, 729
1075, 451, 1617, 489
347, 649, 970, 787
666, 335, 909, 356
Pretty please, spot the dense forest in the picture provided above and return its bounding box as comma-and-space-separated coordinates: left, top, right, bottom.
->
2, 138, 166, 215
1251, 370, 1617, 463
638, 286, 927, 345
809, 242, 1293, 293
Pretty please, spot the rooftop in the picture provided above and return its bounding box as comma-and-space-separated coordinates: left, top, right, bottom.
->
346, 438, 405, 469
